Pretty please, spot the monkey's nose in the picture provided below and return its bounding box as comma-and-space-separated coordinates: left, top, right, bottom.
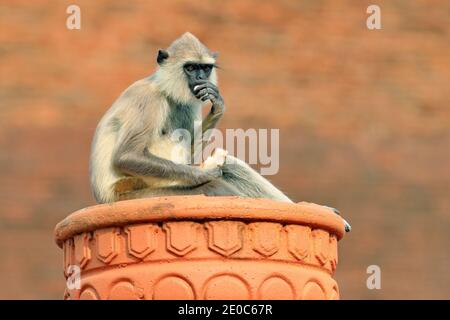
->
196, 71, 207, 80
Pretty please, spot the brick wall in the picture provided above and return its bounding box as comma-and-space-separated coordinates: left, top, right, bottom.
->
0, 0, 449, 299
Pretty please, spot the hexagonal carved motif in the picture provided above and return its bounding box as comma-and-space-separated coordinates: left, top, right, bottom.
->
95, 228, 120, 264
329, 235, 338, 271
125, 224, 159, 259
312, 229, 329, 265
250, 222, 282, 257
163, 222, 200, 256
63, 239, 73, 275
206, 221, 244, 256
285, 225, 311, 261
73, 233, 91, 269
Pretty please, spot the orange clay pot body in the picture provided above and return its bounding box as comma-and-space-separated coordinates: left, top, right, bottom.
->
54, 196, 345, 300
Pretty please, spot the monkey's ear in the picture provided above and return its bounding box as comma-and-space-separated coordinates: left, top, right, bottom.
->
157, 49, 169, 65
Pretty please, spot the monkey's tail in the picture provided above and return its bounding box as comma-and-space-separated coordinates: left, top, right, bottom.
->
221, 156, 293, 203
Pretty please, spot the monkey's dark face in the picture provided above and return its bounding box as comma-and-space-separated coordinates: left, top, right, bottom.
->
183, 62, 215, 93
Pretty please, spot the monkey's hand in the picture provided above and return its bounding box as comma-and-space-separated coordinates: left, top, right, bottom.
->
193, 80, 225, 115
201, 148, 228, 169
181, 165, 222, 186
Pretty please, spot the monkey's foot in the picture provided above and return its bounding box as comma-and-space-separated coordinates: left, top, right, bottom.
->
343, 219, 351, 233
323, 206, 351, 232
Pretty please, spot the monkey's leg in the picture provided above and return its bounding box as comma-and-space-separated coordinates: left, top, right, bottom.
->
117, 179, 242, 201
116, 155, 292, 202
220, 156, 293, 203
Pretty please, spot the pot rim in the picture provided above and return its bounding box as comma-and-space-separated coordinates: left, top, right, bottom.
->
54, 195, 345, 247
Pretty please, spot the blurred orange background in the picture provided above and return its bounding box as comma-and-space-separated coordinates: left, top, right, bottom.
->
0, 0, 449, 299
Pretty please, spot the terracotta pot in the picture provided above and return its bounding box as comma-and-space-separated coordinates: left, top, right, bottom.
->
54, 196, 345, 300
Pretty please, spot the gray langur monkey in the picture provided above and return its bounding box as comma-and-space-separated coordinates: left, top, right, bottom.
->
89, 32, 292, 205
89, 33, 351, 232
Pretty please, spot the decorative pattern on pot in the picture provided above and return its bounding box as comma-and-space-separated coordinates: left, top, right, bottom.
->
55, 196, 346, 300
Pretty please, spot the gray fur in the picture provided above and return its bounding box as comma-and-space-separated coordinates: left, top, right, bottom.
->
90, 33, 293, 204
164, 96, 196, 137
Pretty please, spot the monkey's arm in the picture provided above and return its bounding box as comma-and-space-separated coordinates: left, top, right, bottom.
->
113, 129, 221, 187
194, 80, 225, 133
202, 107, 223, 134
191, 80, 226, 157
114, 148, 220, 186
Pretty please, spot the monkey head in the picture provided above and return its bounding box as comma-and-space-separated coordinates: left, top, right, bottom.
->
154, 32, 219, 104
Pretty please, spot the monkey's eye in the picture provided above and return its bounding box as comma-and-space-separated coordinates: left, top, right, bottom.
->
184, 64, 195, 72
203, 65, 211, 73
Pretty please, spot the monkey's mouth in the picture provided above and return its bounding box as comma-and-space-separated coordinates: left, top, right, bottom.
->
189, 84, 197, 95
189, 87, 201, 100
